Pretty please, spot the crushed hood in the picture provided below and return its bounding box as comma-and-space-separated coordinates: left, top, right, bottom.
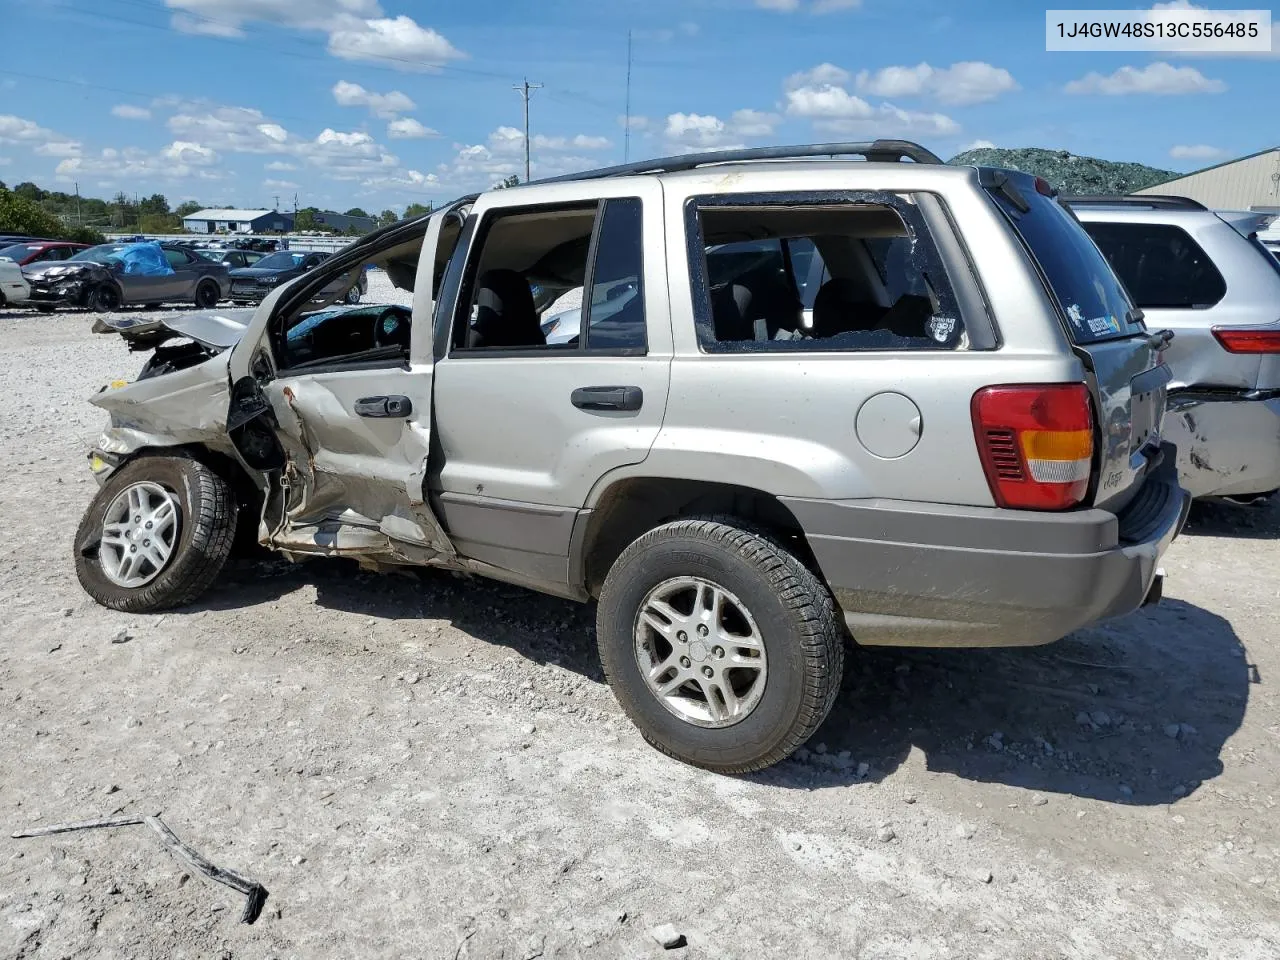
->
93, 307, 255, 350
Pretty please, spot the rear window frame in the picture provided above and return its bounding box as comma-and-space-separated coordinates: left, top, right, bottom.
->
682, 190, 978, 354
987, 183, 1145, 345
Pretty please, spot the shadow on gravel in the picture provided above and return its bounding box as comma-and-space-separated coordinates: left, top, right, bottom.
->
1180, 495, 1280, 540
759, 599, 1251, 806
196, 558, 1248, 806
200, 555, 602, 680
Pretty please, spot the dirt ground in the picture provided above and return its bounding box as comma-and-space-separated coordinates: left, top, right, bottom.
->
1, 302, 1278, 960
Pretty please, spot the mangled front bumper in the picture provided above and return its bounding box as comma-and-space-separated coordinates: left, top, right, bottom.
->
86, 352, 243, 485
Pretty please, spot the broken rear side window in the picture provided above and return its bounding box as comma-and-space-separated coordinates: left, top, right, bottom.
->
686, 193, 966, 353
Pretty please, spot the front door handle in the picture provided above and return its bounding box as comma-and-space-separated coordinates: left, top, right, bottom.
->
355, 395, 413, 418
571, 386, 643, 412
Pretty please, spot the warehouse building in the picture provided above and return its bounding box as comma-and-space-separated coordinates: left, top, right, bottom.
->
1135, 146, 1280, 212
182, 209, 295, 234
312, 211, 377, 234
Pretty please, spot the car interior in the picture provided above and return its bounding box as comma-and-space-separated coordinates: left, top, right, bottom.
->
273, 233, 423, 370
693, 202, 965, 350
453, 204, 598, 350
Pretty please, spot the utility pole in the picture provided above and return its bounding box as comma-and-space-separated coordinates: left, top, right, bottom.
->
624, 30, 633, 163
273, 194, 280, 212
513, 78, 542, 183
74, 182, 81, 226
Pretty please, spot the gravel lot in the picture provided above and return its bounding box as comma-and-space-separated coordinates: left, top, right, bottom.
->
1, 300, 1278, 959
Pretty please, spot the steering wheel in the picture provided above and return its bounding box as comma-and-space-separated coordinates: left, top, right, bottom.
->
372, 305, 411, 349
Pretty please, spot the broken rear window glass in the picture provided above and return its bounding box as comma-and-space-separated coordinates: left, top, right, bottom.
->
686, 193, 966, 353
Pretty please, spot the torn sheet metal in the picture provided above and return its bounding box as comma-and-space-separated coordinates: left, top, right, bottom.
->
1164, 393, 1280, 498
13, 815, 268, 924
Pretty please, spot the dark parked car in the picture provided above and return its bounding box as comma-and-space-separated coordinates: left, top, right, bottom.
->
0, 241, 91, 266
228, 249, 366, 304
24, 242, 230, 312
198, 248, 264, 269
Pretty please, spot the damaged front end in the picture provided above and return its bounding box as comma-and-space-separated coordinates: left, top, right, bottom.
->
28, 262, 111, 308
87, 310, 256, 485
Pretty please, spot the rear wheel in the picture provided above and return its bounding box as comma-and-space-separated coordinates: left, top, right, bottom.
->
194, 281, 220, 309
74, 455, 237, 612
90, 284, 122, 313
596, 517, 845, 773
344, 285, 362, 305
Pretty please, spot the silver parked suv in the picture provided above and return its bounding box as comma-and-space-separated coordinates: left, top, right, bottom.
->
1069, 196, 1280, 502
73, 141, 1189, 772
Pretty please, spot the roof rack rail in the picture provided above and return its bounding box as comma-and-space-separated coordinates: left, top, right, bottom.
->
530, 139, 943, 186
1062, 194, 1207, 211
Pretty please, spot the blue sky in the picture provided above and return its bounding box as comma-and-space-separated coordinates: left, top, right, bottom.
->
0, 0, 1274, 213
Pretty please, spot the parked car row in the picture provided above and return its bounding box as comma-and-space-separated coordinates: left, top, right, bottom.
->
0, 239, 362, 311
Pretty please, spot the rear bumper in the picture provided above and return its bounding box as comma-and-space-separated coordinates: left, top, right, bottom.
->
782, 443, 1190, 648
1163, 392, 1280, 499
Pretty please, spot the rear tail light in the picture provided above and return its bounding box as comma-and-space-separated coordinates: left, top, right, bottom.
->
972, 384, 1094, 510
1212, 326, 1280, 354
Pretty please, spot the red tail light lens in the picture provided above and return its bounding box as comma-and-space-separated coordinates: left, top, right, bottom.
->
972, 384, 1094, 510
1212, 326, 1280, 354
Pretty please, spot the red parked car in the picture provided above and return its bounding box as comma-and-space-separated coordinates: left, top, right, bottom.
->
0, 241, 91, 267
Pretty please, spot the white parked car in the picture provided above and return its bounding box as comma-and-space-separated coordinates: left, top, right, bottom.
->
0, 259, 31, 307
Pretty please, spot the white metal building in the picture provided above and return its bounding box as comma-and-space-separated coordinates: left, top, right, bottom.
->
182, 209, 295, 234
1135, 147, 1280, 212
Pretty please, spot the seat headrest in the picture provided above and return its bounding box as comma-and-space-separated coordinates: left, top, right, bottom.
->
811, 278, 886, 339
469, 269, 543, 348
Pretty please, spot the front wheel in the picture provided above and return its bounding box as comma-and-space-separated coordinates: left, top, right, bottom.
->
344, 285, 361, 305
73, 455, 237, 612
596, 517, 845, 773
90, 284, 122, 313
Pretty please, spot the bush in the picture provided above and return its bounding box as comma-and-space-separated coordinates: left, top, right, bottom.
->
0, 186, 105, 243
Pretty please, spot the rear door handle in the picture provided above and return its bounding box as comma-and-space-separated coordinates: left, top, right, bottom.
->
570, 386, 643, 412
354, 395, 413, 418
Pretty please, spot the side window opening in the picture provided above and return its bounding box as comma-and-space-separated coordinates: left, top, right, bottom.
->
1081, 221, 1227, 310
688, 195, 966, 352
271, 232, 424, 371
452, 198, 647, 354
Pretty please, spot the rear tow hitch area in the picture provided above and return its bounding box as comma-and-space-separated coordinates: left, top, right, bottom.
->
1143, 568, 1165, 608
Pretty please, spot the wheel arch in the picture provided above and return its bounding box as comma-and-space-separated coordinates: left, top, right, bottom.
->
110, 442, 262, 519
572, 476, 817, 599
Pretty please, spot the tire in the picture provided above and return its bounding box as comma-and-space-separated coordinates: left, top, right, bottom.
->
194, 281, 220, 309
90, 284, 122, 313
73, 454, 238, 612
596, 517, 845, 773
344, 285, 361, 305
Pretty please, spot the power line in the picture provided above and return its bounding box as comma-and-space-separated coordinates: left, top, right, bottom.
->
513, 79, 543, 183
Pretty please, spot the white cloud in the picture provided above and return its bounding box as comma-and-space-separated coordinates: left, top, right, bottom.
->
1064, 62, 1226, 95
111, 104, 152, 121
756, 0, 860, 11
387, 118, 438, 139
161, 140, 219, 165
265, 160, 297, 171
167, 104, 295, 153
618, 114, 651, 132
299, 128, 399, 180
361, 168, 443, 194
1170, 144, 1227, 160
0, 157, 11, 167
55, 143, 227, 183
263, 178, 301, 190
0, 115, 81, 157
327, 16, 465, 69
959, 139, 997, 152
783, 78, 960, 137
332, 80, 415, 118
531, 133, 612, 151
165, 0, 380, 36
662, 109, 779, 149
785, 63, 852, 90
856, 61, 1018, 105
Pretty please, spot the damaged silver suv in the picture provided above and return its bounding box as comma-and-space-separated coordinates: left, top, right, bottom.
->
74, 141, 1190, 773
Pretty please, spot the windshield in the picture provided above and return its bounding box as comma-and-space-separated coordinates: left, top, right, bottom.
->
255, 251, 308, 270
989, 183, 1143, 344
68, 244, 128, 262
